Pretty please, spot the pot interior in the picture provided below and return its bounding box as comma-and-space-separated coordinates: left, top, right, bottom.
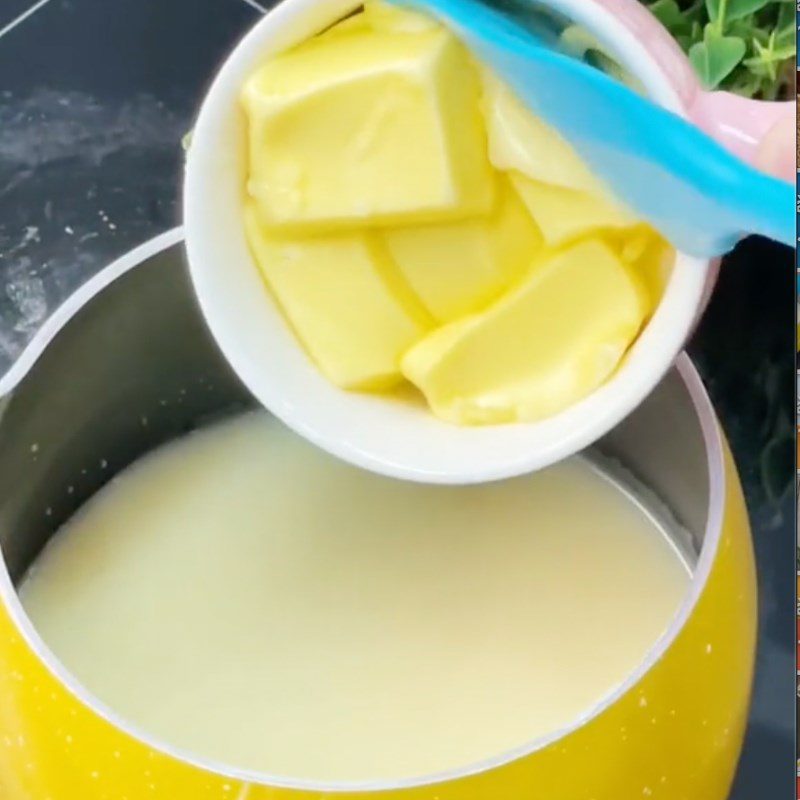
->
0, 244, 253, 584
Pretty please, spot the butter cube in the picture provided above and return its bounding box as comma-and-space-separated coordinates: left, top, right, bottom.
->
364, 0, 439, 33
244, 204, 432, 390
511, 175, 635, 248
482, 73, 607, 198
242, 27, 494, 232
617, 227, 673, 312
321, 12, 370, 38
402, 239, 648, 425
382, 180, 541, 322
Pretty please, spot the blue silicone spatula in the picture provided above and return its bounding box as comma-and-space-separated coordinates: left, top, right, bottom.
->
392, 0, 794, 257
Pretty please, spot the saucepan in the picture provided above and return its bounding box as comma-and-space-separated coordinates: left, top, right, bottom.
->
0, 231, 757, 798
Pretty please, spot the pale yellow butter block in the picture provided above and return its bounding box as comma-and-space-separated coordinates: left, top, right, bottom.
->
244, 204, 432, 390
481, 73, 607, 198
382, 180, 542, 322
364, 0, 439, 33
511, 174, 636, 249
617, 227, 673, 313
402, 239, 648, 425
242, 27, 494, 232
320, 12, 370, 38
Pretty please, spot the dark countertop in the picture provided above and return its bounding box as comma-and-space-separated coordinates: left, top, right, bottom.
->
0, 0, 794, 795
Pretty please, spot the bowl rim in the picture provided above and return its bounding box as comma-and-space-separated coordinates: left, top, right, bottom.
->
182, 0, 713, 485
0, 231, 727, 793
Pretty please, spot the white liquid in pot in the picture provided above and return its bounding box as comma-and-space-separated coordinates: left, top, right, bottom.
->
20, 412, 689, 782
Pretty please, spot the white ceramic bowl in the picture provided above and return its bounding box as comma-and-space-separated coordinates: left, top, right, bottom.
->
183, 0, 713, 484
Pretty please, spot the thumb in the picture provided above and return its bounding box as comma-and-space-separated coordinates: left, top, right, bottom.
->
755, 113, 796, 183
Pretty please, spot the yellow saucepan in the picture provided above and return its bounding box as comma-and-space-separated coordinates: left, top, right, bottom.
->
0, 233, 756, 799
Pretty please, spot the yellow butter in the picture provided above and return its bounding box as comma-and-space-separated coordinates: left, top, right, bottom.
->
482, 73, 607, 197
242, 27, 494, 232
511, 174, 635, 248
364, 0, 439, 33
402, 239, 648, 425
382, 180, 542, 322
240, 12, 657, 425
244, 204, 432, 390
618, 227, 673, 309
321, 12, 370, 38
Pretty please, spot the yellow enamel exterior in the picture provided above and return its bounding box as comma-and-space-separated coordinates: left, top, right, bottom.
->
0, 439, 756, 800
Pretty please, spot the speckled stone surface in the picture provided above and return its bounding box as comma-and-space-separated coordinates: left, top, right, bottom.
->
0, 0, 794, 794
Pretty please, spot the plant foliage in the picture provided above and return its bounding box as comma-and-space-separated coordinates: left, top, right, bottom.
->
645, 0, 796, 97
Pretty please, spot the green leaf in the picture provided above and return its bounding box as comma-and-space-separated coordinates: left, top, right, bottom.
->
729, 70, 767, 97
772, 38, 797, 57
649, 0, 691, 31
744, 29, 795, 79
726, 0, 774, 20
704, 0, 720, 22
745, 23, 771, 44
777, 0, 796, 26
728, 17, 757, 38
767, 39, 796, 59
642, 0, 793, 98
774, 4, 797, 49
689, 25, 747, 87
747, 35, 779, 79
684, 0, 708, 22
